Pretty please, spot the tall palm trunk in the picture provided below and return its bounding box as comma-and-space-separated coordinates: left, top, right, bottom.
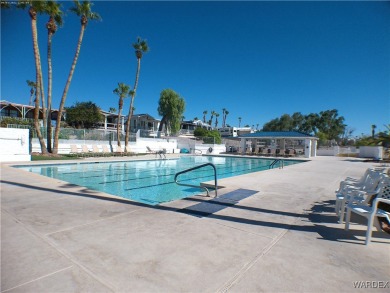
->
38, 47, 47, 131
52, 23, 85, 154
125, 57, 141, 147
30, 8, 48, 154
46, 22, 54, 152
117, 99, 123, 147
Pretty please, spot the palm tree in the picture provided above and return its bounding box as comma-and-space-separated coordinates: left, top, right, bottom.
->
125, 37, 149, 148
223, 109, 229, 127
209, 110, 215, 127
26, 80, 37, 106
222, 108, 226, 127
52, 0, 101, 154
18, 0, 48, 154
45, 0, 63, 153
113, 82, 131, 147
371, 124, 377, 138
214, 113, 219, 128
109, 107, 117, 113
238, 117, 242, 127
203, 110, 207, 123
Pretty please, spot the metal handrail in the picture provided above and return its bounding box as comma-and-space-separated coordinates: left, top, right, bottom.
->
174, 163, 218, 197
269, 159, 284, 169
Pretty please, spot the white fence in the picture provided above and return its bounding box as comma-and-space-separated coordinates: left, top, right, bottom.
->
359, 146, 383, 160
317, 146, 359, 157
0, 128, 31, 162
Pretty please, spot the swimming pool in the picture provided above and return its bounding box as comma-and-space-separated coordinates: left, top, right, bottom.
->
17, 156, 304, 205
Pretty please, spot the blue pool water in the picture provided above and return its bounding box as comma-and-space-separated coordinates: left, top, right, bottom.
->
17, 156, 304, 205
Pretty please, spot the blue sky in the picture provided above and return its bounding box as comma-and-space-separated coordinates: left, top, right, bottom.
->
2, 1, 389, 136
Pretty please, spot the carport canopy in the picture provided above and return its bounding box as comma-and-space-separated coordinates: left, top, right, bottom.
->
238, 131, 318, 158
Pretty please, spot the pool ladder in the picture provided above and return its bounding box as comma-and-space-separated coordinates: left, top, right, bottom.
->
174, 163, 218, 197
269, 159, 284, 169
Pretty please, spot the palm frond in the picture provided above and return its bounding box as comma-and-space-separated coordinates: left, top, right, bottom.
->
69, 1, 101, 21
46, 0, 63, 26
132, 37, 149, 52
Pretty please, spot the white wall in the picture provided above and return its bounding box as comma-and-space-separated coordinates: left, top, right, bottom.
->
0, 128, 31, 162
359, 146, 383, 160
31, 137, 226, 155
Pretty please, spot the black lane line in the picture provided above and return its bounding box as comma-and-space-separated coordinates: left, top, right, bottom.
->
93, 160, 271, 183
59, 158, 276, 177
122, 165, 271, 191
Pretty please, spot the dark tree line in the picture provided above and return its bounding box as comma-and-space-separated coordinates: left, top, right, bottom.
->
262, 109, 346, 140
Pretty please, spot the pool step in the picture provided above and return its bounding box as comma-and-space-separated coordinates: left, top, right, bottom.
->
177, 188, 259, 217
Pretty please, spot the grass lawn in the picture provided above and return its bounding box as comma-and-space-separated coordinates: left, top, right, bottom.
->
31, 154, 80, 161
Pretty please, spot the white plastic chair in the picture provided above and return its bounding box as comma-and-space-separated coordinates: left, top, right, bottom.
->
335, 169, 386, 223
335, 168, 372, 194
345, 175, 390, 245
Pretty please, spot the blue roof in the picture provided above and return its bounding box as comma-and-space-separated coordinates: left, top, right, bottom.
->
240, 131, 317, 138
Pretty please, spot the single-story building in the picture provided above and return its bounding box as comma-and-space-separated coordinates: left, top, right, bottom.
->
238, 131, 318, 158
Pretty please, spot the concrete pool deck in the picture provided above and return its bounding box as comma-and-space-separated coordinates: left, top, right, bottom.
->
1, 155, 389, 292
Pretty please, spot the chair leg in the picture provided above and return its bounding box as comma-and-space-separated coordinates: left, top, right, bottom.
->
345, 207, 351, 230
339, 199, 346, 223
335, 198, 340, 215
365, 212, 377, 245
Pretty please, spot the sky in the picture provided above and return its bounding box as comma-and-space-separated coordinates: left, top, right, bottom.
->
1, 0, 389, 137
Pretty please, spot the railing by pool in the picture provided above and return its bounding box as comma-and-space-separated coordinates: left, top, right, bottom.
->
174, 163, 218, 197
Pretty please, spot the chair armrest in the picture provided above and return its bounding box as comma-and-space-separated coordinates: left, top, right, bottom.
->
373, 198, 390, 206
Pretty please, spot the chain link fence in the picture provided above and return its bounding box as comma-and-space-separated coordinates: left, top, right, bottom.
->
6, 125, 136, 143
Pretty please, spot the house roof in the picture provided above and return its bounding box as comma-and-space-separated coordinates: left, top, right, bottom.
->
239, 131, 318, 139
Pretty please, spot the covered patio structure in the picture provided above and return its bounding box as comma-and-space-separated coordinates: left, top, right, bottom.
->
239, 131, 318, 158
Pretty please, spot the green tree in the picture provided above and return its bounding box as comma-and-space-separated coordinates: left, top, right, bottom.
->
208, 110, 216, 126
45, 0, 63, 153
113, 82, 131, 147
203, 110, 207, 123
26, 80, 37, 106
301, 113, 319, 134
157, 89, 185, 135
65, 101, 104, 129
194, 127, 221, 144
222, 108, 229, 127
377, 124, 390, 147
317, 109, 346, 140
291, 112, 304, 130
125, 37, 149, 147
214, 113, 219, 128
371, 124, 377, 138
52, 0, 101, 154
109, 107, 117, 113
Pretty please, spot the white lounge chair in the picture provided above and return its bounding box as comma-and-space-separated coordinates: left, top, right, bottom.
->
115, 146, 124, 156
81, 145, 92, 157
69, 145, 80, 157
102, 145, 112, 157
345, 175, 390, 245
92, 145, 102, 156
